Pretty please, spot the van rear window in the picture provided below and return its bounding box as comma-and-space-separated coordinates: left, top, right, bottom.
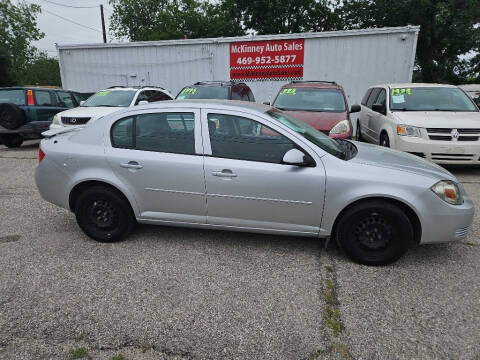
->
0, 90, 25, 105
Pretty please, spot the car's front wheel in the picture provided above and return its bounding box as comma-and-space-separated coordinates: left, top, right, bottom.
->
74, 186, 135, 242
335, 200, 412, 265
380, 132, 390, 147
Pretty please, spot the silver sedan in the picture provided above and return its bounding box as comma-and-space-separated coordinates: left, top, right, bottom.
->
35, 100, 474, 265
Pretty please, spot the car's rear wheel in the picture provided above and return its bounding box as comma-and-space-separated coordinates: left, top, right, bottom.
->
74, 186, 135, 242
1, 134, 23, 148
335, 200, 412, 265
380, 132, 390, 147
0, 103, 26, 130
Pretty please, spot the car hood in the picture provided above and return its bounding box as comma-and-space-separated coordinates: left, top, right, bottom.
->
392, 111, 480, 128
284, 110, 347, 130
57, 106, 125, 119
349, 141, 456, 181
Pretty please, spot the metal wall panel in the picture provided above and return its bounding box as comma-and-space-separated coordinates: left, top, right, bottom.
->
58, 27, 419, 105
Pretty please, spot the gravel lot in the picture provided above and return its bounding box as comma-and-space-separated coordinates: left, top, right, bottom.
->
0, 141, 479, 360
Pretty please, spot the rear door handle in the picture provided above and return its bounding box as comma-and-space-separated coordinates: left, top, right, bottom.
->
212, 169, 237, 178
120, 161, 143, 169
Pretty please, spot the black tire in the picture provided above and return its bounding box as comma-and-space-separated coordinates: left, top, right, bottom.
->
1, 134, 23, 148
74, 186, 135, 242
0, 103, 26, 130
335, 200, 412, 265
355, 122, 363, 141
380, 132, 390, 147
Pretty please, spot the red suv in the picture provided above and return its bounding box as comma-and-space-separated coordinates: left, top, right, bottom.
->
269, 81, 360, 139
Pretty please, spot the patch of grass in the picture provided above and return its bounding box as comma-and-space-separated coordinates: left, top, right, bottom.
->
306, 348, 327, 360
324, 291, 336, 305
75, 332, 84, 341
325, 278, 334, 290
69, 347, 88, 359
141, 344, 152, 353
325, 265, 333, 273
111, 355, 126, 360
463, 241, 478, 246
325, 305, 341, 337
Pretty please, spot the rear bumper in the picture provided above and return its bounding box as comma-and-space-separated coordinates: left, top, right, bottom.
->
394, 136, 480, 164
0, 121, 51, 137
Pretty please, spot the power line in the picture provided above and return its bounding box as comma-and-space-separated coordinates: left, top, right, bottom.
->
41, 8, 102, 33
40, 0, 98, 9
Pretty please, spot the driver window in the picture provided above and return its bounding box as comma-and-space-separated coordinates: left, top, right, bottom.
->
207, 113, 295, 163
373, 89, 386, 107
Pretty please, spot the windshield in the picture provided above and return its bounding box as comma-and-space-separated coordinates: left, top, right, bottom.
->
81, 90, 136, 107
176, 86, 229, 100
390, 87, 478, 112
0, 89, 25, 105
273, 88, 346, 112
266, 109, 344, 158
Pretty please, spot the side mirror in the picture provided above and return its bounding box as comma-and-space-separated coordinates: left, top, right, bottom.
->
371, 104, 386, 115
263, 101, 270, 105
80, 100, 85, 106
282, 148, 307, 166
350, 104, 361, 113
138, 100, 149, 105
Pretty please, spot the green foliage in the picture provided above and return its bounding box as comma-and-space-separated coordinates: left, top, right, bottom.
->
111, 354, 126, 360
109, 0, 245, 41
19, 55, 61, 87
0, 0, 44, 82
0, 46, 14, 86
233, 0, 340, 35
337, 0, 480, 83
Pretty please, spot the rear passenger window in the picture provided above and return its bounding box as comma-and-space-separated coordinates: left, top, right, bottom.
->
366, 88, 381, 109
35, 91, 53, 106
135, 112, 195, 155
361, 89, 373, 105
374, 89, 386, 107
111, 117, 134, 148
207, 113, 295, 163
56, 91, 75, 108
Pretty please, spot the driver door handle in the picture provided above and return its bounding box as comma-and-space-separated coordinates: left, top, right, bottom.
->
212, 169, 237, 178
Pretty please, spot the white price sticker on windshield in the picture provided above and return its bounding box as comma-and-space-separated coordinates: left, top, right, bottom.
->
392, 95, 405, 103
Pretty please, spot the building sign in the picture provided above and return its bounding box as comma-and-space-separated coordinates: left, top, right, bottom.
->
230, 39, 304, 81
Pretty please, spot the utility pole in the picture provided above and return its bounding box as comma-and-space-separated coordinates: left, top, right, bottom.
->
100, 4, 107, 43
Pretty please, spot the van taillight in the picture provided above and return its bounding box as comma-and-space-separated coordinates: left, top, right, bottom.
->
38, 147, 45, 163
27, 90, 35, 105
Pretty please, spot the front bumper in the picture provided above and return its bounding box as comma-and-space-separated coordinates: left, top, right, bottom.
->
418, 191, 474, 244
394, 135, 480, 164
0, 121, 51, 137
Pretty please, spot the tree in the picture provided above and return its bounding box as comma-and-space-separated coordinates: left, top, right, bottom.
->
0, 0, 44, 83
0, 46, 14, 86
337, 0, 480, 83
19, 55, 61, 87
109, 0, 245, 41
233, 0, 340, 35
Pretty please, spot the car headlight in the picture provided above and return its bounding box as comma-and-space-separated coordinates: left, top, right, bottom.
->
431, 180, 463, 205
397, 124, 421, 137
52, 114, 61, 125
329, 119, 350, 135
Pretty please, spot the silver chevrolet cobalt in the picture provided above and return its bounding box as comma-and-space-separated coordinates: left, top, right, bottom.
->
35, 100, 474, 265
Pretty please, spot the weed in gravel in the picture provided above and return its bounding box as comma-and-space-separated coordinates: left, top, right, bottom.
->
325, 265, 333, 273
75, 333, 84, 341
324, 291, 336, 305
111, 355, 126, 360
69, 347, 89, 359
463, 241, 478, 246
325, 305, 341, 337
141, 344, 152, 353
325, 278, 334, 290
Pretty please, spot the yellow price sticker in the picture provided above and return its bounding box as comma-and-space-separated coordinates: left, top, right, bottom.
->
181, 88, 197, 95
96, 90, 110, 96
280, 88, 296, 95
391, 88, 412, 96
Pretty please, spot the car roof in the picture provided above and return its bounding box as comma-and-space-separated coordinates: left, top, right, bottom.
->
117, 99, 271, 117
281, 81, 342, 90
186, 81, 247, 87
0, 86, 73, 91
371, 83, 458, 89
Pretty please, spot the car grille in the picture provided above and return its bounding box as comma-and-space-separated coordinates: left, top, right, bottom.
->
61, 117, 91, 125
455, 225, 470, 239
431, 153, 475, 161
426, 128, 480, 141
407, 152, 426, 158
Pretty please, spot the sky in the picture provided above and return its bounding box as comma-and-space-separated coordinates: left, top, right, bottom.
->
21, 0, 116, 57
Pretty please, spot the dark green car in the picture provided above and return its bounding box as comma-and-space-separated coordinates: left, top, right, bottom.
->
0, 87, 91, 147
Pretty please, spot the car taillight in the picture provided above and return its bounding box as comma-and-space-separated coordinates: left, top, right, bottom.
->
27, 90, 35, 106
38, 147, 45, 163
